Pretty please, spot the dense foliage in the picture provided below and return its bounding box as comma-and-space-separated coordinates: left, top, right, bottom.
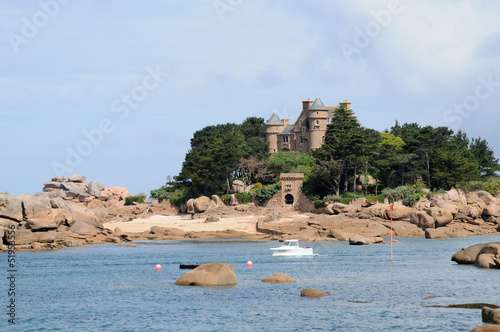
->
125, 194, 146, 206
152, 106, 499, 205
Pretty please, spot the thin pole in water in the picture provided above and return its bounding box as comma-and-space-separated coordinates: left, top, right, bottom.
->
390, 204, 393, 262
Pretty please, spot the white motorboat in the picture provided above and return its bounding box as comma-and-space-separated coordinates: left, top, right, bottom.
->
270, 240, 313, 256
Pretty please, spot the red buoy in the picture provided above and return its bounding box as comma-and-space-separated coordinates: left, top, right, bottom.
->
246, 261, 253, 267
155, 264, 161, 271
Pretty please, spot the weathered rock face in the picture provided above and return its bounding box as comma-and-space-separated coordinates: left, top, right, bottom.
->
229, 194, 238, 206
232, 180, 246, 193
300, 288, 329, 298
452, 242, 500, 268
69, 175, 86, 182
482, 306, 500, 324
175, 263, 237, 286
0, 194, 23, 221
186, 199, 195, 213
410, 211, 435, 230
425, 228, 448, 239
367, 204, 412, 220
87, 181, 101, 198
194, 196, 211, 213
40, 175, 129, 203
0, 194, 121, 251
348, 234, 383, 245
261, 273, 296, 283
19, 194, 52, 219
26, 218, 62, 231
478, 191, 497, 205
475, 243, 500, 269
69, 221, 100, 236
470, 325, 500, 331
483, 205, 500, 223
211, 195, 224, 207
452, 243, 490, 264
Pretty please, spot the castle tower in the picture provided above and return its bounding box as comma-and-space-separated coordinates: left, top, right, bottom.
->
307, 97, 328, 150
265, 112, 284, 153
340, 100, 351, 110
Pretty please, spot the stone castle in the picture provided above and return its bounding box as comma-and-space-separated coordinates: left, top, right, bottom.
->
265, 97, 351, 154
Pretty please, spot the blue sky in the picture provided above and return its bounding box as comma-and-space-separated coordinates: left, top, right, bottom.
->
2, 0, 500, 196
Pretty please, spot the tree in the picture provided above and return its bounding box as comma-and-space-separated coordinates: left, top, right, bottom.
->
314, 105, 363, 193
431, 148, 479, 189
469, 137, 499, 178
358, 128, 382, 195
267, 151, 313, 175
240, 117, 269, 158
178, 123, 245, 195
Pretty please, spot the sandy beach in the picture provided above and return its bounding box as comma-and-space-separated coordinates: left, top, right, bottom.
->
104, 214, 262, 234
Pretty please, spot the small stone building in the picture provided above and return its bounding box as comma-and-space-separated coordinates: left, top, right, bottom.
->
280, 173, 304, 208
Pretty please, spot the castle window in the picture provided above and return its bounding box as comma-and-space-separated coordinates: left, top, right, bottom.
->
300, 136, 303, 144
282, 136, 289, 143
322, 136, 325, 143
316, 120, 319, 125
302, 127, 305, 133
316, 112, 318, 115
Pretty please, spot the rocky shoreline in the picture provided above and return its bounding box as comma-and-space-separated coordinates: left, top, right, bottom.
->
1, 188, 500, 251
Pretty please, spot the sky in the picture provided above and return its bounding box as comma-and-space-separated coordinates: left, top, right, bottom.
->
1, 0, 500, 196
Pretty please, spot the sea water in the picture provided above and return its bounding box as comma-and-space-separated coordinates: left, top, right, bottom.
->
1, 235, 500, 331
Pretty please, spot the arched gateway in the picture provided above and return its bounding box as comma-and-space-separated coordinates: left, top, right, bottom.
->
280, 173, 304, 208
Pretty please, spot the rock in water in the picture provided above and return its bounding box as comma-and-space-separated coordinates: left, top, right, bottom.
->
482, 306, 500, 324
300, 288, 329, 298
470, 325, 500, 332
261, 273, 296, 283
175, 263, 237, 286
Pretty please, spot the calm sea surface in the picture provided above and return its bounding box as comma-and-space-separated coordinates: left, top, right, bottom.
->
2, 235, 500, 331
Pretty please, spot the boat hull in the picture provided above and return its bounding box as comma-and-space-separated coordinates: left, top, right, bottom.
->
270, 247, 313, 257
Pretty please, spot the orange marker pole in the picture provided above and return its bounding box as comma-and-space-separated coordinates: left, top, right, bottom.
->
390, 204, 393, 262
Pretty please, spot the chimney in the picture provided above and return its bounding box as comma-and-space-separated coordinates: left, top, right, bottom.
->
302, 98, 313, 111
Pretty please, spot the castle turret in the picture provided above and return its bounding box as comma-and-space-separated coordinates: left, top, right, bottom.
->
340, 100, 351, 110
265, 112, 284, 153
307, 97, 328, 150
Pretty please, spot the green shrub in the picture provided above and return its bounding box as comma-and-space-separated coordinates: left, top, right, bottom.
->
456, 181, 484, 192
221, 194, 231, 205
340, 198, 353, 205
150, 188, 171, 201
484, 178, 500, 196
125, 195, 146, 206
235, 192, 253, 204
366, 195, 384, 204
250, 183, 279, 203
382, 186, 420, 207
169, 190, 189, 207
323, 195, 341, 203
314, 200, 325, 209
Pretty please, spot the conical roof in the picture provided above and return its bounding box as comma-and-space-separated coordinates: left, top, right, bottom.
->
308, 97, 327, 111
266, 112, 283, 125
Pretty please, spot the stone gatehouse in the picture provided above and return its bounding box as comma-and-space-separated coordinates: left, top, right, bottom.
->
280, 173, 304, 208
